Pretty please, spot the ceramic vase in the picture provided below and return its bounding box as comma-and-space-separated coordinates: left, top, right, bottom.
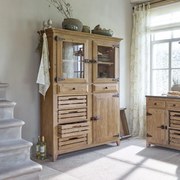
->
62, 18, 83, 32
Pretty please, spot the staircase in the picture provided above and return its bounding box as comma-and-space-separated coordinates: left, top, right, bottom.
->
0, 83, 42, 180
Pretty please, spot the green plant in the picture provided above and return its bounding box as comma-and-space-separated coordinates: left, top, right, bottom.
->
173, 78, 180, 85
47, 0, 72, 18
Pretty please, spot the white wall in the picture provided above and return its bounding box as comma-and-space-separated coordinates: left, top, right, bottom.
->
0, 0, 132, 144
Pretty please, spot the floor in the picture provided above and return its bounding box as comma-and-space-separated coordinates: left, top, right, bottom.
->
37, 138, 180, 180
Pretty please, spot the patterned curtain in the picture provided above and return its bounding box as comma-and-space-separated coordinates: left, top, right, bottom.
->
129, 4, 151, 137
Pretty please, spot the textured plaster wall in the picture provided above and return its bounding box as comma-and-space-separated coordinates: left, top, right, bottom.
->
0, 0, 132, 144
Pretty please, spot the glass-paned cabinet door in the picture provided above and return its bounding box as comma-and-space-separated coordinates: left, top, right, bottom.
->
56, 38, 89, 83
93, 41, 119, 83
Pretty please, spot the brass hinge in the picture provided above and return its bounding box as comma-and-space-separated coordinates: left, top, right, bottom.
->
54, 36, 65, 41
113, 134, 120, 138
112, 93, 119, 98
55, 77, 65, 82
113, 44, 119, 48
146, 133, 152, 137
83, 59, 97, 63
112, 78, 119, 82
146, 112, 152, 116
90, 59, 97, 63
83, 59, 91, 63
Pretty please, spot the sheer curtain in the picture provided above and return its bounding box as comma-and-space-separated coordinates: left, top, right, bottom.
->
129, 4, 150, 137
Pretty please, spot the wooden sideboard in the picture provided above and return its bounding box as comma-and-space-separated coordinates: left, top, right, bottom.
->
146, 95, 180, 150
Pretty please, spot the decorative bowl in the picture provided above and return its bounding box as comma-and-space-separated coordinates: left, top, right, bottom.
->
91, 29, 113, 36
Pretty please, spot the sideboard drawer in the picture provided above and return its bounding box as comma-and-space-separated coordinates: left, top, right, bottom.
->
167, 101, 180, 109
147, 98, 165, 108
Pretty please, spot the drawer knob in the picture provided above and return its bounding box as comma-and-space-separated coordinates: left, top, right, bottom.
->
104, 87, 108, 89
173, 104, 176, 107
72, 88, 76, 90
154, 103, 157, 105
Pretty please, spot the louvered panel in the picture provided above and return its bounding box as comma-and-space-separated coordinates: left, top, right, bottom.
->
58, 122, 89, 150
57, 96, 87, 124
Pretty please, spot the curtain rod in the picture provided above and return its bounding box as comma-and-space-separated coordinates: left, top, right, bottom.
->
151, 0, 180, 7
133, 0, 179, 8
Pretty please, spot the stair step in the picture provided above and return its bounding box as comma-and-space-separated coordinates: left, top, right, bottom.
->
0, 139, 32, 152
0, 160, 42, 180
0, 118, 24, 128
0, 100, 16, 107
0, 100, 16, 119
0, 83, 9, 88
0, 119, 24, 141
0, 83, 8, 100
0, 139, 32, 170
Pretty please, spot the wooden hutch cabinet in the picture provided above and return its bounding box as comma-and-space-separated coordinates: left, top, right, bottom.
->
40, 28, 122, 161
146, 96, 180, 150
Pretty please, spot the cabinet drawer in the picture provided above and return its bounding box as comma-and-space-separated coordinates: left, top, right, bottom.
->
93, 84, 118, 93
57, 84, 88, 94
169, 129, 180, 148
58, 122, 90, 150
167, 101, 180, 109
147, 99, 165, 108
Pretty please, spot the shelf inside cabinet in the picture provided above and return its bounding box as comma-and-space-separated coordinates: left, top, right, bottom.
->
98, 61, 114, 65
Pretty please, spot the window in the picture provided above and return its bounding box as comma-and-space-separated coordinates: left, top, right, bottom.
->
150, 2, 180, 95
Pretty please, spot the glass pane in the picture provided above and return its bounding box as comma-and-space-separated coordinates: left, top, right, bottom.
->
152, 43, 169, 69
154, 31, 171, 41
172, 41, 180, 68
97, 46, 115, 78
152, 70, 168, 95
171, 69, 180, 85
62, 42, 84, 79
173, 29, 180, 38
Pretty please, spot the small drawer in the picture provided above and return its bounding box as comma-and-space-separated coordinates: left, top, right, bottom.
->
57, 84, 88, 94
147, 98, 165, 108
93, 84, 118, 93
167, 101, 180, 109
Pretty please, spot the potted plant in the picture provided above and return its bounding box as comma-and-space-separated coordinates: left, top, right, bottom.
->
48, 0, 83, 31
171, 79, 180, 91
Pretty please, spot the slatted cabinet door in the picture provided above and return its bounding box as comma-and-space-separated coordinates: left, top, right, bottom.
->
169, 111, 180, 148
57, 95, 91, 153
58, 122, 90, 150
146, 109, 167, 146
57, 96, 88, 124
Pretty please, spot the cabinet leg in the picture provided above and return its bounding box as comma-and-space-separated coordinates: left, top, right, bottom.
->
146, 142, 151, 147
116, 140, 120, 146
52, 154, 58, 162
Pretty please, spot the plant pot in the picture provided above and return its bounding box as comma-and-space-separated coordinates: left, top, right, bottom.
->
62, 18, 83, 32
171, 84, 180, 91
